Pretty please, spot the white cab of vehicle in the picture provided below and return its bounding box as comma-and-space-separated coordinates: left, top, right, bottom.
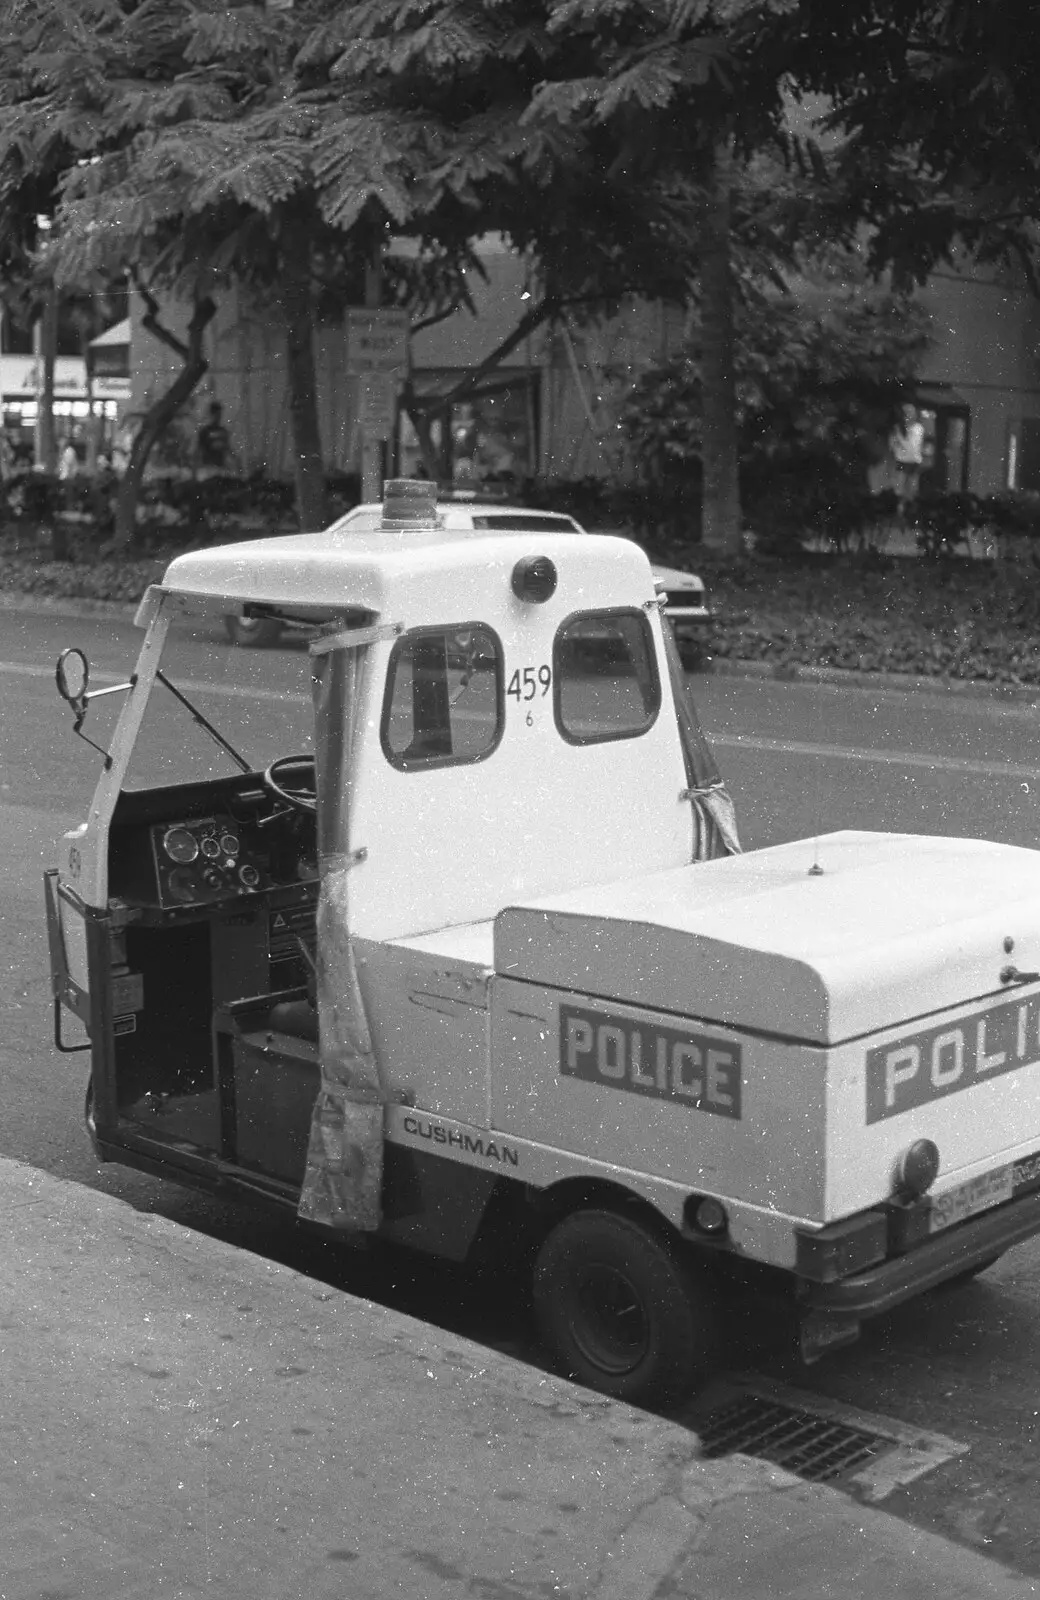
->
225, 498, 709, 652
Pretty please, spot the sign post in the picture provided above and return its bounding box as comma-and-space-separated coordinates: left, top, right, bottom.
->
347, 303, 409, 502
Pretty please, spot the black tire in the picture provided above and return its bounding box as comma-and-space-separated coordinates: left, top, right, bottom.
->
84, 1076, 100, 1157
224, 614, 282, 648
532, 1208, 718, 1407
676, 635, 705, 670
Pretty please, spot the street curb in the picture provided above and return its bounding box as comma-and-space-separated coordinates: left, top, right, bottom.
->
5, 589, 1040, 705
0, 591, 141, 623
704, 654, 1040, 704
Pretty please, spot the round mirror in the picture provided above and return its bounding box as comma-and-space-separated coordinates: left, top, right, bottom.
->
55, 647, 90, 705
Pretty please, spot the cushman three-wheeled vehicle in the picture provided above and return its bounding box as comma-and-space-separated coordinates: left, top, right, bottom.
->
45, 478, 1040, 1405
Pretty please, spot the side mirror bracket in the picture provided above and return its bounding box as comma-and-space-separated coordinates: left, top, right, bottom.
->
55, 648, 134, 769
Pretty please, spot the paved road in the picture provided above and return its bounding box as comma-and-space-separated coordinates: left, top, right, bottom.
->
4, 607, 1040, 1575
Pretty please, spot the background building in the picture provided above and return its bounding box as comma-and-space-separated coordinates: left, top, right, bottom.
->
123, 242, 1040, 502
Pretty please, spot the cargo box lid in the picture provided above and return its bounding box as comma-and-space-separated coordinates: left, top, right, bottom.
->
493, 831, 1040, 1044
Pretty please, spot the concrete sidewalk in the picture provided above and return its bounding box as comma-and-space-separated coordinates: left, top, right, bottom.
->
0, 1159, 1036, 1600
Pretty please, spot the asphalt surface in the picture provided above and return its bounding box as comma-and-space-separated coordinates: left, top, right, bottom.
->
5, 595, 1040, 1580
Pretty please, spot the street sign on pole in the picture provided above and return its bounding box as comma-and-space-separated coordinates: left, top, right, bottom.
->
358, 372, 397, 441
347, 309, 410, 376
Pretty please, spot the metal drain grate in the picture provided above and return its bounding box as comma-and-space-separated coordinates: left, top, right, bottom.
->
692, 1376, 971, 1500
698, 1395, 883, 1483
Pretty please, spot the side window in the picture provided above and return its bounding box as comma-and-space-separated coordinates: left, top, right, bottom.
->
554, 609, 660, 744
381, 624, 503, 770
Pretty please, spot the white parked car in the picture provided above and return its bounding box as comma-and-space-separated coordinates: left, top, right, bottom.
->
224, 500, 710, 658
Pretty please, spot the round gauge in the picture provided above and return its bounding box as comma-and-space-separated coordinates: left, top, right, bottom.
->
167, 867, 198, 903
220, 832, 240, 856
163, 826, 199, 865
200, 836, 221, 859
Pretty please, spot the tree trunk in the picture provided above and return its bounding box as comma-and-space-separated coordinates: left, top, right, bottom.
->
37, 286, 58, 475
699, 141, 742, 556
400, 388, 441, 480
281, 264, 328, 531
109, 296, 216, 551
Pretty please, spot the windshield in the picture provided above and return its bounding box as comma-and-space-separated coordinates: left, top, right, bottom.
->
81, 624, 317, 791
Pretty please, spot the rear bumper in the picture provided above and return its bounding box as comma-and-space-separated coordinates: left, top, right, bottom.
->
802, 1188, 1040, 1317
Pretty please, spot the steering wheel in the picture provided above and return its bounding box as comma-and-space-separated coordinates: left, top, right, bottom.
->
263, 754, 317, 814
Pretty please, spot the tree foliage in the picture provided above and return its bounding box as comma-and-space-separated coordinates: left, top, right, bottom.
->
775, 2, 1040, 287
620, 248, 933, 548
4, 0, 1030, 558
0, 0, 823, 546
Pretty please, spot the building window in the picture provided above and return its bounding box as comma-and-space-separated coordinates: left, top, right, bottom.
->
1007, 418, 1040, 492
381, 624, 503, 770
917, 406, 970, 495
554, 610, 660, 745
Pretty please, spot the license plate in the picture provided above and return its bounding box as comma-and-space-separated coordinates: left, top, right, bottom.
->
929, 1166, 1013, 1234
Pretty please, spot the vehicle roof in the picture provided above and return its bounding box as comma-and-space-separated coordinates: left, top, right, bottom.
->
159, 522, 655, 619
335, 501, 581, 527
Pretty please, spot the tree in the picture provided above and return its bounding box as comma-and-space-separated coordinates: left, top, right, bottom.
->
0, 0, 733, 543
621, 246, 932, 548
1, 0, 831, 552
769, 3, 1040, 286
7, 0, 989, 559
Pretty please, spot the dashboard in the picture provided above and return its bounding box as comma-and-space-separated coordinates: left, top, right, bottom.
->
110, 774, 317, 913
152, 813, 266, 907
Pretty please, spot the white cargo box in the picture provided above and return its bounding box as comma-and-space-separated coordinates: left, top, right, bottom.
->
494, 831, 1040, 1046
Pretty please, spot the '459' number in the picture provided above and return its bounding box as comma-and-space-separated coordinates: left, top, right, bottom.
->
507, 665, 552, 702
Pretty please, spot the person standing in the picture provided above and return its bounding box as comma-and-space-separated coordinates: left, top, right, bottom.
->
887, 403, 925, 503
196, 400, 232, 476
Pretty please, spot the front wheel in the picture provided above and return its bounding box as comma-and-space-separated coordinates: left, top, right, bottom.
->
224, 613, 282, 648
84, 1076, 100, 1158
532, 1208, 719, 1407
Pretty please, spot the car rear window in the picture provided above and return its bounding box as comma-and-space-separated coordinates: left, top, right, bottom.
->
470, 514, 580, 532
553, 609, 660, 744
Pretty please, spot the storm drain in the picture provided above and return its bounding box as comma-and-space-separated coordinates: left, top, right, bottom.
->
698, 1395, 882, 1483
693, 1376, 969, 1501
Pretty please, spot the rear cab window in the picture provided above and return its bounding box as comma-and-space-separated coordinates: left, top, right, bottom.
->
470, 513, 580, 533
381, 624, 504, 770
554, 609, 661, 744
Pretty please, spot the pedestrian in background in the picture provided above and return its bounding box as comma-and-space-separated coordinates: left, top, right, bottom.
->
196, 401, 233, 477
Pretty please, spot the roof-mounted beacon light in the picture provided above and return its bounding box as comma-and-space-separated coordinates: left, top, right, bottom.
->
381, 478, 440, 531
511, 555, 558, 604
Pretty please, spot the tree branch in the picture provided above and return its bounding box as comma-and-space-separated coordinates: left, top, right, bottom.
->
131, 268, 191, 360
409, 297, 465, 336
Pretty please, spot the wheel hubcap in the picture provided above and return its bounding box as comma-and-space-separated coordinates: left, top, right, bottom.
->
570, 1263, 649, 1375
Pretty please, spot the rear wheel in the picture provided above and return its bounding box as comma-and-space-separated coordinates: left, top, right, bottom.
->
224, 614, 282, 648
532, 1208, 719, 1407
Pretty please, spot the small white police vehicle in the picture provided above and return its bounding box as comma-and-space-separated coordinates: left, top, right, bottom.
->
45, 478, 1040, 1407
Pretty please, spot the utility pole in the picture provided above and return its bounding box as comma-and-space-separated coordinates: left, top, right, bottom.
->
35, 285, 59, 473
360, 245, 384, 503
348, 238, 408, 504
